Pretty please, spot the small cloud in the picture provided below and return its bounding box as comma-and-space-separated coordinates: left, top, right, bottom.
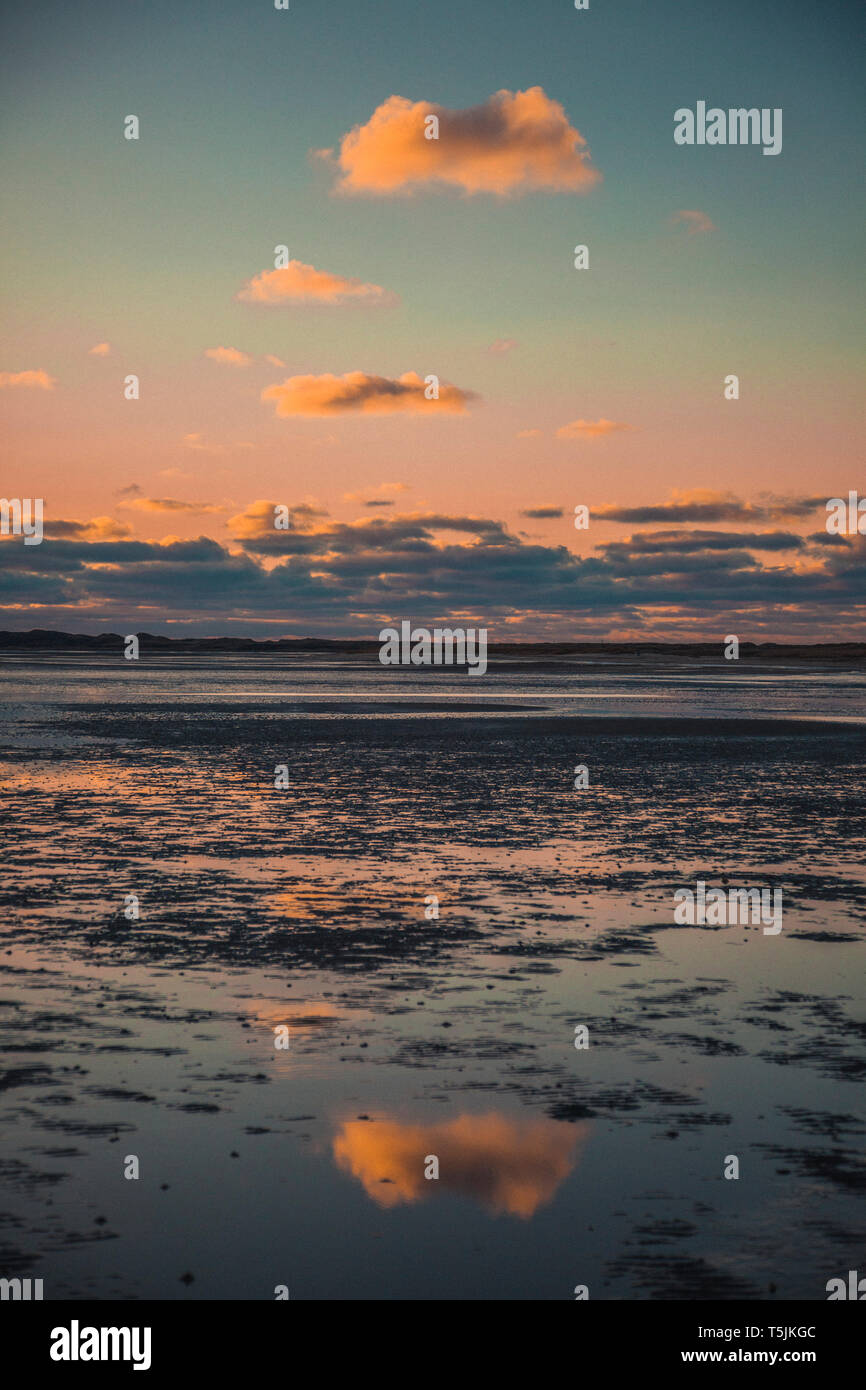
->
325, 87, 601, 198
595, 489, 826, 525
204, 346, 253, 367
343, 482, 409, 505
182, 433, 253, 454
238, 260, 397, 307
807, 530, 851, 547
672, 209, 715, 234
488, 338, 517, 355
516, 428, 542, 438
556, 418, 635, 440
520, 506, 563, 519
262, 370, 477, 418
263, 354, 286, 368
114, 483, 143, 500
120, 497, 225, 514
0, 369, 56, 390
89, 342, 111, 356
228, 498, 329, 538
291, 500, 330, 522
183, 433, 217, 452
43, 515, 132, 541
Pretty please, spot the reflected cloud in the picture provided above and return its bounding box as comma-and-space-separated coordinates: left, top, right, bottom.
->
239, 998, 338, 1030
333, 1111, 587, 1217
268, 888, 344, 920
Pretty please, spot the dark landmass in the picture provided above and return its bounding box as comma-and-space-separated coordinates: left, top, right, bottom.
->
1, 628, 864, 663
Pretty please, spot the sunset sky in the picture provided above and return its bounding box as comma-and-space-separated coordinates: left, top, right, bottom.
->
1, 0, 863, 638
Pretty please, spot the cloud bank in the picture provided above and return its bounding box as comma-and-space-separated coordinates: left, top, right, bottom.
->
4, 496, 861, 640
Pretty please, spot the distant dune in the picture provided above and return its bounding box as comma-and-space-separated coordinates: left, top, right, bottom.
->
0, 628, 864, 662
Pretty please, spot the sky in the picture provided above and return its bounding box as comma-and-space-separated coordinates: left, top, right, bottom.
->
1, 0, 864, 638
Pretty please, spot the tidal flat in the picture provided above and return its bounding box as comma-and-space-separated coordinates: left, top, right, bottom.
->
0, 653, 864, 1299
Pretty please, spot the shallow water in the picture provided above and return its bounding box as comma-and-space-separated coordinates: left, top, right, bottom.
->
1, 655, 864, 1299
1, 650, 865, 720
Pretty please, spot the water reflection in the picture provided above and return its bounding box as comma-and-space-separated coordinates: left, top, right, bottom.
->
333, 1111, 588, 1217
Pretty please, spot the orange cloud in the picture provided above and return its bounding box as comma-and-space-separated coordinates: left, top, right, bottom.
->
333, 1112, 586, 1217
88, 342, 111, 356
0, 369, 56, 390
488, 338, 517, 354
517, 428, 541, 438
325, 87, 601, 197
182, 433, 254, 454
43, 515, 132, 541
556, 418, 636, 439
204, 346, 253, 367
672, 209, 716, 234
261, 371, 477, 418
238, 260, 396, 307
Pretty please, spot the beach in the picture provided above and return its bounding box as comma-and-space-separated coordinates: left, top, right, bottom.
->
1, 652, 864, 1299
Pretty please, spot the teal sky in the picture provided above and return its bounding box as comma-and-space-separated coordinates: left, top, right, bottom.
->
3, 0, 863, 382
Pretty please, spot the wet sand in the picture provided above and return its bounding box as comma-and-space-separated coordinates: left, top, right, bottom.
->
1, 691, 864, 1299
